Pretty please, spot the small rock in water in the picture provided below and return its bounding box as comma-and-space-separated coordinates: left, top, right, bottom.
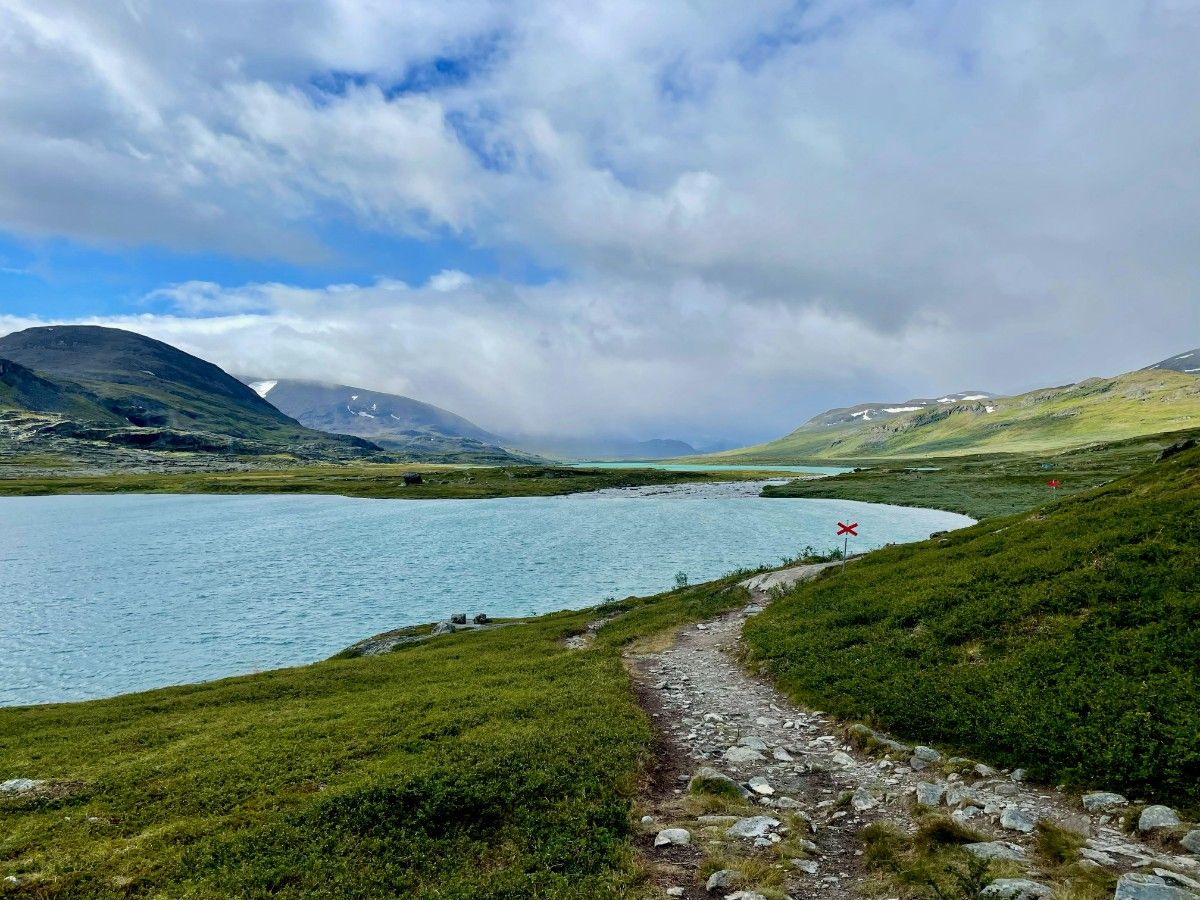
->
916, 782, 945, 807
706, 868, 743, 891
654, 828, 691, 848
1000, 807, 1038, 833
979, 878, 1053, 900
1139, 806, 1182, 832
748, 776, 774, 796
449, 613, 467, 625
472, 613, 490, 625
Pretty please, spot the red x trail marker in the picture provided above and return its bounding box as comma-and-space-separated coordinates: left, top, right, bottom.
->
1047, 480, 1061, 489
837, 522, 859, 536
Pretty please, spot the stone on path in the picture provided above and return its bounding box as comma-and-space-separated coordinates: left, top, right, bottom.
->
738, 736, 769, 751
1082, 791, 1128, 813
725, 893, 767, 900
852, 785, 880, 812
706, 869, 742, 892
829, 750, 857, 769
724, 746, 766, 764
793, 859, 819, 875
689, 767, 751, 798
654, 828, 691, 848
979, 878, 1053, 900
748, 776, 774, 796
916, 782, 945, 807
1000, 806, 1039, 833
1181, 830, 1200, 855
666, 888, 685, 898
910, 746, 943, 770
726, 816, 781, 840
1140, 806, 1182, 832
772, 747, 793, 762
964, 842, 1028, 862
1115, 873, 1200, 900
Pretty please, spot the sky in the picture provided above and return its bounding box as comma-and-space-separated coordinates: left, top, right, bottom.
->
0, 1, 1197, 446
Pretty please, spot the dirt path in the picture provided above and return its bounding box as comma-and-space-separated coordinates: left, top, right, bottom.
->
627, 563, 1200, 900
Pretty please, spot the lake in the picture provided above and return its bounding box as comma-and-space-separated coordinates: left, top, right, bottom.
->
0, 485, 972, 706
571, 462, 854, 474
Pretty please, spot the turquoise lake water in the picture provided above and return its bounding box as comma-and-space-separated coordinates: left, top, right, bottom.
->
0, 486, 972, 706
571, 462, 854, 474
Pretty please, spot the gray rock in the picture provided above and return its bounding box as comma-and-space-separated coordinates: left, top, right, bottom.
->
772, 747, 794, 762
852, 785, 880, 812
666, 889, 685, 898
738, 736, 769, 751
773, 796, 805, 811
654, 828, 691, 847
1115, 873, 1200, 900
953, 806, 983, 824
975, 763, 998, 778
0, 778, 44, 793
697, 815, 740, 824
449, 613, 467, 625
641, 815, 655, 825
1079, 847, 1119, 867
947, 784, 980, 808
964, 842, 1028, 862
1010, 768, 1027, 783
917, 782, 946, 807
726, 816, 781, 840
913, 746, 943, 763
829, 750, 857, 769
706, 869, 742, 892
724, 746, 767, 764
431, 621, 456, 636
979, 879, 1053, 900
1153, 870, 1200, 891
689, 767, 751, 799
1181, 830, 1200, 855
472, 613, 490, 625
1000, 807, 1039, 833
748, 776, 775, 796
725, 893, 767, 900
1083, 791, 1128, 813
1140, 806, 1183, 832
794, 859, 819, 874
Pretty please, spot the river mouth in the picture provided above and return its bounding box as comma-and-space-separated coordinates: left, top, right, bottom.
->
0, 489, 973, 706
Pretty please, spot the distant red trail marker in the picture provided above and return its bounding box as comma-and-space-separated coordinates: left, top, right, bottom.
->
837, 522, 859, 536
1047, 480, 1061, 489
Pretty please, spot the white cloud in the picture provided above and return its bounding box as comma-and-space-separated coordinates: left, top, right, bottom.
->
0, 1, 1198, 438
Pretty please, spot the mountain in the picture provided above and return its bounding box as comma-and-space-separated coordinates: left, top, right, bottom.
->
695, 355, 1200, 462
508, 435, 697, 461
242, 378, 535, 463
0, 326, 376, 458
1148, 348, 1200, 374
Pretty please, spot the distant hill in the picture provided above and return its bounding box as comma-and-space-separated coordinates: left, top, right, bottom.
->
0, 326, 375, 459
1147, 348, 1200, 374
508, 435, 697, 461
695, 355, 1200, 463
244, 378, 536, 464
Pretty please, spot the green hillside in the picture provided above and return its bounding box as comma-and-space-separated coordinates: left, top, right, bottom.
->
700, 368, 1200, 463
745, 443, 1200, 805
0, 326, 376, 460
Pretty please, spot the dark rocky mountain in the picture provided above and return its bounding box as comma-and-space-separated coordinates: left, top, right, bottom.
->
243, 378, 536, 464
0, 326, 376, 458
1148, 348, 1200, 375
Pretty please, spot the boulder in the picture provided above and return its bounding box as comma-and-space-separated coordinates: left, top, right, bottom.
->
431, 622, 456, 636
0, 778, 45, 793
1115, 873, 1200, 900
974, 763, 998, 778
852, 785, 881, 812
748, 776, 774, 796
1181, 830, 1200, 855
1140, 806, 1183, 832
1010, 768, 1026, 782
947, 784, 980, 808
472, 613, 490, 625
979, 879, 1053, 900
706, 869, 743, 892
916, 782, 946, 807
913, 746, 943, 763
1157, 439, 1197, 462
964, 842, 1028, 862
738, 736, 769, 751
449, 613, 467, 625
772, 747, 794, 762
1083, 792, 1128, 813
829, 751, 857, 769
794, 859, 819, 874
726, 816, 781, 840
654, 828, 691, 848
1000, 807, 1039, 834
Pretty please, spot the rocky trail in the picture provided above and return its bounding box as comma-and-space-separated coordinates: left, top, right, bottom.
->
625, 562, 1200, 900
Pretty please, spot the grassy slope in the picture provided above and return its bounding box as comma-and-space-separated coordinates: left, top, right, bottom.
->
0, 580, 752, 898
0, 464, 759, 499
761, 428, 1199, 519
702, 369, 1200, 462
745, 445, 1200, 806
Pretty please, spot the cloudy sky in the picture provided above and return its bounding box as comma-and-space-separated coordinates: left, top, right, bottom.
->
0, 1, 1197, 445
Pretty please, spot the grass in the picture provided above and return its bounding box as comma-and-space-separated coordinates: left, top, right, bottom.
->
761, 428, 1200, 519
698, 368, 1200, 462
0, 577, 752, 898
744, 443, 1200, 807
0, 464, 763, 499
